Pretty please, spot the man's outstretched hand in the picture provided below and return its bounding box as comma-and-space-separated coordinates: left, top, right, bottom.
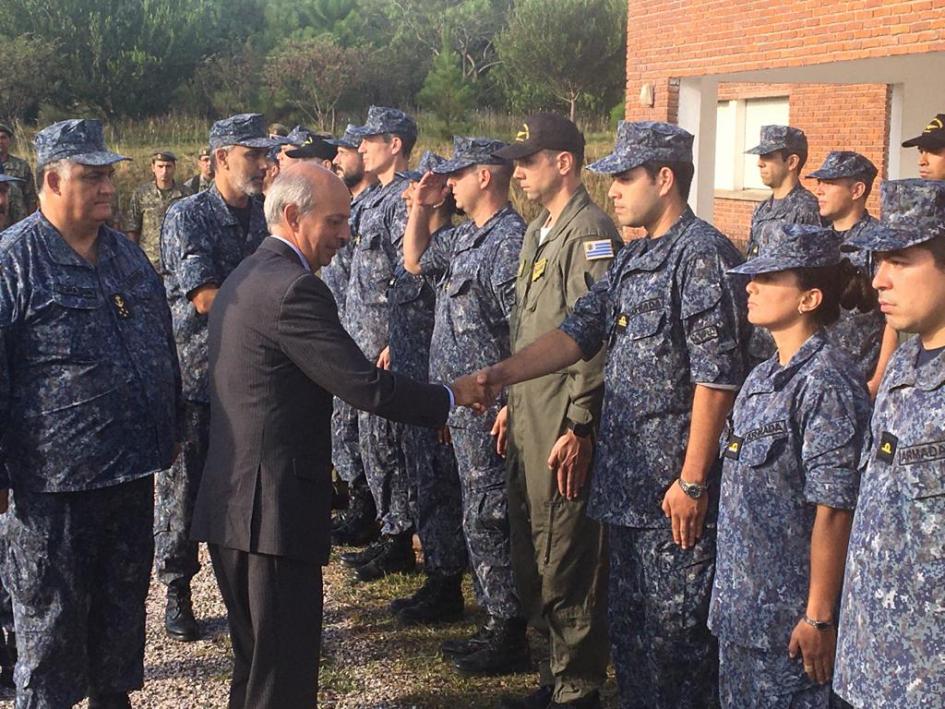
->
451, 367, 503, 412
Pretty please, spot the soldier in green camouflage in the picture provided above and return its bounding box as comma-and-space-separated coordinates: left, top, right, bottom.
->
0, 123, 38, 226
183, 146, 214, 194
124, 151, 191, 272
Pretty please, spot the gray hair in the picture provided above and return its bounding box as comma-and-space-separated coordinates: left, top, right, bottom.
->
37, 159, 73, 195
264, 169, 317, 229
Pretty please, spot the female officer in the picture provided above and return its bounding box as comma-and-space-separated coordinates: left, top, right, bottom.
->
708, 223, 873, 708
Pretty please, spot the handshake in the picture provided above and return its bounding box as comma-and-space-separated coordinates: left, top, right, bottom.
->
450, 365, 505, 413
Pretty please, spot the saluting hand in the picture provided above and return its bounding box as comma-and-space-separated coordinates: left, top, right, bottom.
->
415, 173, 450, 207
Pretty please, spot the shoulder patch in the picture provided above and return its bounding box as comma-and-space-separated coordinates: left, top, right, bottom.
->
876, 432, 898, 464
583, 239, 614, 261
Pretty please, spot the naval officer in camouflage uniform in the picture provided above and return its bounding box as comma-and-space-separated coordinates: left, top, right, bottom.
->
476, 122, 750, 708
124, 150, 190, 273
342, 107, 418, 578
326, 125, 381, 545
0, 119, 180, 709
159, 113, 275, 641
404, 138, 529, 659
809, 150, 897, 392
489, 114, 620, 707
0, 123, 37, 226
710, 224, 873, 708
835, 179, 945, 709
746, 125, 823, 363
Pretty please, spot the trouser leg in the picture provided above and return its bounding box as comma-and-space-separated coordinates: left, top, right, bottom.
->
155, 402, 210, 586
359, 411, 412, 536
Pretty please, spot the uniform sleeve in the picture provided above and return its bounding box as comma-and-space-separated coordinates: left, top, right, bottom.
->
163, 204, 220, 298
0, 263, 20, 486
557, 236, 618, 425
418, 225, 455, 280
124, 188, 143, 234
487, 228, 524, 320
799, 383, 865, 510
680, 246, 748, 389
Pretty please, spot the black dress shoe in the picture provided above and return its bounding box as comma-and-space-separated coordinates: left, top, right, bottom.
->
396, 573, 464, 625
88, 692, 132, 709
496, 685, 553, 709
441, 615, 499, 658
354, 533, 416, 582
452, 617, 530, 676
164, 580, 200, 642
340, 539, 386, 568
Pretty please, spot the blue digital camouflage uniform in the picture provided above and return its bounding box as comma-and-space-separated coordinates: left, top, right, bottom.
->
158, 113, 274, 590
559, 121, 751, 709
709, 225, 872, 708
835, 179, 945, 709
424, 174, 526, 616
0, 124, 180, 706
805, 151, 886, 382
746, 125, 823, 363
327, 183, 377, 487
343, 106, 417, 537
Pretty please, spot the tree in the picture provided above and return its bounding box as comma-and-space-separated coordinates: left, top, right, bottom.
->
263, 37, 369, 131
0, 35, 64, 121
417, 33, 475, 138
495, 0, 627, 121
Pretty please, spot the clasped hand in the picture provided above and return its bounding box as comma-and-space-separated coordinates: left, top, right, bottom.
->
450, 366, 503, 413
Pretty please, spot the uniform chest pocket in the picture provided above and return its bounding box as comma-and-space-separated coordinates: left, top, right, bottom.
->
738, 434, 787, 468
28, 286, 104, 364
903, 461, 945, 564
388, 274, 425, 305
627, 309, 665, 340
446, 274, 474, 298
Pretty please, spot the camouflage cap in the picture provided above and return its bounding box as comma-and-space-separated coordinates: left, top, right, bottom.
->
326, 124, 361, 150
901, 113, 945, 150
587, 121, 693, 175
431, 136, 511, 175
845, 179, 945, 252
33, 118, 129, 169
198, 146, 212, 159
209, 113, 280, 150
349, 106, 417, 139
285, 125, 316, 147
746, 125, 808, 156
729, 223, 843, 276
396, 150, 447, 182
806, 150, 877, 182
0, 123, 12, 137
0, 171, 23, 184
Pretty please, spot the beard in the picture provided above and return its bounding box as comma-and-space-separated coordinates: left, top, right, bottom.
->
337, 165, 364, 189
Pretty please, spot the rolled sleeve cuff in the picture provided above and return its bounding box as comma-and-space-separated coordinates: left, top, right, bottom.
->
804, 469, 859, 510
565, 402, 593, 426
177, 256, 220, 298
559, 316, 602, 361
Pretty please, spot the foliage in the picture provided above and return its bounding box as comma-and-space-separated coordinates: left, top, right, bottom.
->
495, 0, 627, 121
0, 35, 64, 122
263, 37, 370, 132
417, 33, 476, 138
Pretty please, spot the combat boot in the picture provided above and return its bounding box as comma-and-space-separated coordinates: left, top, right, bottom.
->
164, 579, 200, 642
441, 615, 499, 659
496, 685, 553, 709
396, 572, 464, 625
88, 692, 132, 709
354, 532, 415, 582
331, 483, 378, 546
339, 538, 387, 568
452, 616, 530, 676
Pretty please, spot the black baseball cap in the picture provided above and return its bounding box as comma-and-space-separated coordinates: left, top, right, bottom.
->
902, 114, 945, 150
285, 136, 338, 161
493, 112, 585, 160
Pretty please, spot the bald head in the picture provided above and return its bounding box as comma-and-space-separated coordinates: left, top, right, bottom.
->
266, 162, 351, 269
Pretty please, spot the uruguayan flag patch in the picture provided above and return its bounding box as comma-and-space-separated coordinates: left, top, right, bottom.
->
583, 239, 614, 260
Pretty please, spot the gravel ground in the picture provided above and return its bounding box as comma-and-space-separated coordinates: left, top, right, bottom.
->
0, 544, 617, 708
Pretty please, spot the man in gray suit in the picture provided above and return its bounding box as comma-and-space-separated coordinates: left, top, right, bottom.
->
191, 163, 478, 709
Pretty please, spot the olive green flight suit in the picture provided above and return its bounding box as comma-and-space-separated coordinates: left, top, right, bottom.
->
506, 186, 620, 703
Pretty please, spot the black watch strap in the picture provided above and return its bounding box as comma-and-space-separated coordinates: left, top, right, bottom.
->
567, 420, 593, 438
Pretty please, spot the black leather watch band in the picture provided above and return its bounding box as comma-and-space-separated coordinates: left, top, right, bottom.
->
566, 420, 593, 438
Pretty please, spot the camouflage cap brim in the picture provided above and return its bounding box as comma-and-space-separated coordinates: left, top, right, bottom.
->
745, 142, 786, 155
586, 151, 642, 175
326, 137, 359, 149
0, 174, 23, 183
727, 254, 835, 276
235, 137, 283, 149
431, 157, 476, 175
843, 225, 939, 253
395, 169, 424, 182
65, 150, 131, 168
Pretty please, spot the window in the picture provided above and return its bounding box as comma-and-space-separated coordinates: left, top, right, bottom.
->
715, 96, 789, 191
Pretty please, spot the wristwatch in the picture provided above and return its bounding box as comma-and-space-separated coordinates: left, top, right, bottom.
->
566, 419, 593, 438
802, 614, 833, 630
677, 476, 708, 499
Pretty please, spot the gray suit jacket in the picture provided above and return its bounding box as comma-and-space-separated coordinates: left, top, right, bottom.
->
191, 237, 450, 564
